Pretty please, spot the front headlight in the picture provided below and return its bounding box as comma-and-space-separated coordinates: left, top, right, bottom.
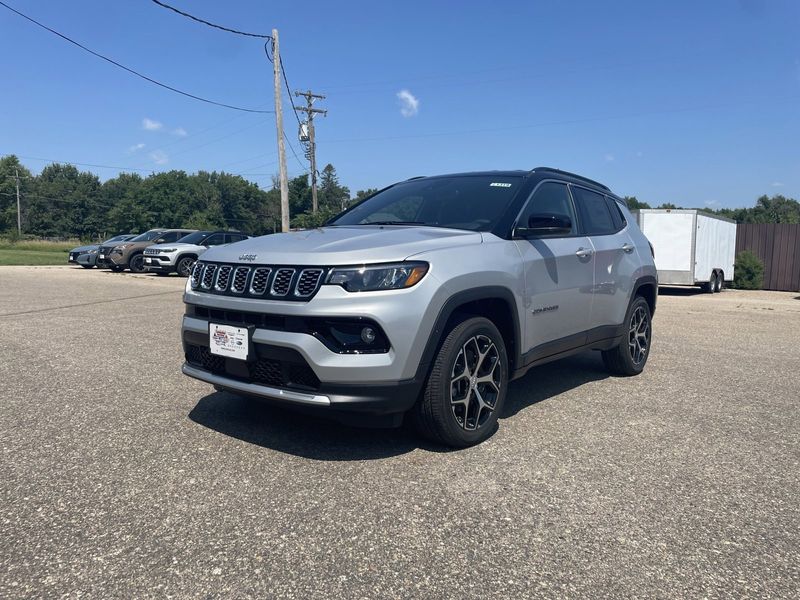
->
325, 262, 428, 292
158, 248, 176, 253
88, 249, 98, 255
116, 244, 129, 250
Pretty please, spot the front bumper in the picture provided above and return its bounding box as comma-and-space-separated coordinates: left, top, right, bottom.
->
76, 253, 97, 266
181, 272, 446, 417
144, 254, 177, 272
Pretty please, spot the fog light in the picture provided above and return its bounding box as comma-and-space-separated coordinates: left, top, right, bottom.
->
361, 327, 376, 344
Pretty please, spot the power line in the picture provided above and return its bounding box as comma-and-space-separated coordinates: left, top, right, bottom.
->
0, 0, 273, 114
284, 131, 307, 172
4, 154, 156, 174
150, 0, 271, 39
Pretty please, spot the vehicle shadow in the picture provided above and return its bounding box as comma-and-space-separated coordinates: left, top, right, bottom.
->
188, 352, 610, 461
501, 352, 609, 418
657, 285, 707, 297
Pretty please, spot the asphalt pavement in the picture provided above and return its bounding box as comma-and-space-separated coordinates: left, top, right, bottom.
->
1, 266, 798, 598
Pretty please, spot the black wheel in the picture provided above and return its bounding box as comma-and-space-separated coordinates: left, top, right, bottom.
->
80, 264, 93, 269
155, 272, 170, 277
714, 271, 724, 292
177, 256, 196, 277
110, 265, 124, 273
602, 296, 652, 376
412, 316, 508, 448
129, 253, 145, 273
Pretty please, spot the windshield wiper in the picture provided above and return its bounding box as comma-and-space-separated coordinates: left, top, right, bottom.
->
360, 221, 426, 226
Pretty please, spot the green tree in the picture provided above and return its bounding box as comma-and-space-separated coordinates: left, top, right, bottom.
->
0, 155, 33, 234
657, 202, 678, 209
733, 251, 765, 289
623, 196, 650, 210
318, 164, 350, 212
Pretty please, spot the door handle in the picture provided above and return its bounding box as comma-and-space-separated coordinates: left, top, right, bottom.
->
622, 243, 635, 253
575, 247, 594, 258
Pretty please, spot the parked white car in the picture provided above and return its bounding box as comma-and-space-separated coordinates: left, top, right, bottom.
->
144, 230, 249, 277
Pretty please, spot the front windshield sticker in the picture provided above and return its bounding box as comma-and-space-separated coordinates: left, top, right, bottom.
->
490, 182, 512, 187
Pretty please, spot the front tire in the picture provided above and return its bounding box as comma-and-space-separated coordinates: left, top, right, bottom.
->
714, 271, 724, 292
129, 253, 145, 273
80, 264, 93, 269
177, 256, 196, 277
602, 295, 652, 376
413, 317, 508, 448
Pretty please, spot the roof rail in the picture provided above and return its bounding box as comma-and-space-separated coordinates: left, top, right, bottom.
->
406, 175, 426, 181
531, 167, 610, 191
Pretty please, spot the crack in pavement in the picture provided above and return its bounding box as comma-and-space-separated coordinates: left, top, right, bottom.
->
0, 290, 182, 318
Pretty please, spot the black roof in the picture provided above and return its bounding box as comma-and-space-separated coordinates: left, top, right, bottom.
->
405, 168, 610, 192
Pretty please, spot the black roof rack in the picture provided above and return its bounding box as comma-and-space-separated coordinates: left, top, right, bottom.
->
406, 175, 426, 181
531, 167, 610, 191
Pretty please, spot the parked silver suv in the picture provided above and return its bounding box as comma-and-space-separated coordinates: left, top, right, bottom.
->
181, 168, 657, 447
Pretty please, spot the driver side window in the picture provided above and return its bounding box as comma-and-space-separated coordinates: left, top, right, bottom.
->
204, 234, 224, 246
517, 182, 577, 236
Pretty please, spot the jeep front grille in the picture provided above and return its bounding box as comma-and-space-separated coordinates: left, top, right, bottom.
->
295, 269, 324, 297
190, 262, 325, 301
214, 265, 233, 291
231, 266, 250, 294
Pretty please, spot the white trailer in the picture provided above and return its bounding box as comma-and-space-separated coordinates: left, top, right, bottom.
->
633, 209, 736, 292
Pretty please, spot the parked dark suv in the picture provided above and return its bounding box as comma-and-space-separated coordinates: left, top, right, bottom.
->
97, 228, 195, 273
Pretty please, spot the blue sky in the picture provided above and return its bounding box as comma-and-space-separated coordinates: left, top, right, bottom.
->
1, 0, 798, 208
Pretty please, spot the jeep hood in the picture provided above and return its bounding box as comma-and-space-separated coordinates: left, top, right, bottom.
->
202, 226, 482, 265
148, 242, 203, 251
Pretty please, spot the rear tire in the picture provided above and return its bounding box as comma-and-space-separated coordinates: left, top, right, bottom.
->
714, 271, 724, 292
412, 316, 508, 448
602, 295, 652, 376
703, 273, 716, 293
80, 264, 93, 269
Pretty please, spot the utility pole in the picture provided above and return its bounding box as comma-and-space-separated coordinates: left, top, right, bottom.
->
294, 90, 326, 213
272, 29, 290, 232
14, 167, 21, 235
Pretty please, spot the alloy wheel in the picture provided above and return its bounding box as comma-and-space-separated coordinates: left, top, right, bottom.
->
628, 306, 651, 365
178, 258, 195, 277
450, 335, 502, 431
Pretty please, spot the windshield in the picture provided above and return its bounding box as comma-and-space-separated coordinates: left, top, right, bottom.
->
176, 231, 212, 245
329, 175, 523, 231
104, 234, 133, 244
130, 230, 164, 242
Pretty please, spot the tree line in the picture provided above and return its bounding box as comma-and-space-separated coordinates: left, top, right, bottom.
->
0, 154, 377, 240
623, 195, 800, 224
1, 153, 796, 239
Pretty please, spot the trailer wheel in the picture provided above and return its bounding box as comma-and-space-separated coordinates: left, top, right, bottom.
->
715, 271, 724, 292
703, 273, 716, 293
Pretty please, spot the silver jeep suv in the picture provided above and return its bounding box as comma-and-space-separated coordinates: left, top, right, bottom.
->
181, 168, 657, 447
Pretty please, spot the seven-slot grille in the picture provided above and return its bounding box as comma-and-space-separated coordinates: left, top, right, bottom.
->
190, 262, 325, 301
143, 248, 161, 255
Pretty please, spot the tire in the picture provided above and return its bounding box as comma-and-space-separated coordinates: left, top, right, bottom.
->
602, 295, 652, 376
128, 253, 145, 273
715, 271, 724, 292
703, 273, 716, 293
110, 265, 124, 273
412, 316, 508, 448
80, 264, 93, 269
176, 256, 196, 277
155, 272, 170, 277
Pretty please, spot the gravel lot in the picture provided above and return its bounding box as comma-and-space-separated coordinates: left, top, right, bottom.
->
1, 266, 799, 598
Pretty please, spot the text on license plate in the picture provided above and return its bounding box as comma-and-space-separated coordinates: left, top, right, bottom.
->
209, 323, 249, 361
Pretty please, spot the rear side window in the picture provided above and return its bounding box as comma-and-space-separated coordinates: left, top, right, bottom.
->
205, 234, 225, 246
572, 186, 616, 235
226, 234, 246, 243
605, 197, 627, 230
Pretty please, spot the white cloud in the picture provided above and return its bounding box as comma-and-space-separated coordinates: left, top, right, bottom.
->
604, 153, 615, 162
171, 127, 188, 137
149, 150, 169, 165
128, 143, 146, 153
142, 117, 163, 131
396, 89, 419, 117
704, 199, 721, 208
771, 181, 784, 187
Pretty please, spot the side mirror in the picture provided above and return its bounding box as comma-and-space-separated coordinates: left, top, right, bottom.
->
515, 213, 572, 238
155, 238, 166, 244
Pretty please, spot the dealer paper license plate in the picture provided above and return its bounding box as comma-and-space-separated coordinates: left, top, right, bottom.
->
209, 323, 249, 361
